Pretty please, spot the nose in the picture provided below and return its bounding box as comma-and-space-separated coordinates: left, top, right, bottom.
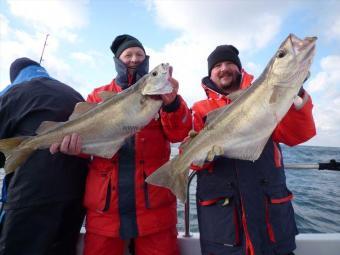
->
220, 62, 229, 71
131, 55, 138, 63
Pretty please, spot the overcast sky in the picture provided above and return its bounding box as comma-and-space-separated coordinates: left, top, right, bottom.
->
1, 0, 340, 147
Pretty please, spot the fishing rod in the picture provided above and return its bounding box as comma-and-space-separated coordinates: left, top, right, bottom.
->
39, 34, 49, 64
285, 159, 340, 171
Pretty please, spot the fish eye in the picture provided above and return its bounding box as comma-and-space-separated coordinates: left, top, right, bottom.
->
152, 71, 158, 76
276, 49, 286, 58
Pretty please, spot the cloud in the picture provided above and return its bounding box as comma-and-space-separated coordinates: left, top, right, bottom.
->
149, 1, 287, 51
0, 14, 10, 37
7, 0, 89, 41
70, 52, 96, 67
0, 0, 89, 91
315, 2, 340, 42
306, 55, 340, 147
308, 55, 340, 93
329, 17, 340, 41
144, 1, 294, 106
146, 1, 340, 146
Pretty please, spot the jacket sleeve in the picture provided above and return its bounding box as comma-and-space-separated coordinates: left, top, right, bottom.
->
86, 89, 101, 103
272, 91, 316, 146
159, 95, 192, 142
192, 103, 205, 132
188, 103, 214, 171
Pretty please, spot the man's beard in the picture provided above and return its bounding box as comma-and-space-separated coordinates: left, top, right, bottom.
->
221, 71, 242, 93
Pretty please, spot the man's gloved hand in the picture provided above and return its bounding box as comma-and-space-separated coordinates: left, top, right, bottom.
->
293, 95, 303, 107
0, 152, 5, 168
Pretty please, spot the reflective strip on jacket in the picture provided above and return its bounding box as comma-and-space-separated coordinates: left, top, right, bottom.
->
83, 79, 192, 238
191, 70, 316, 255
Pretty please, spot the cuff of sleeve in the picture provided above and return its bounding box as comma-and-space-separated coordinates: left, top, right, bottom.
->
298, 87, 305, 97
162, 95, 180, 113
191, 161, 214, 172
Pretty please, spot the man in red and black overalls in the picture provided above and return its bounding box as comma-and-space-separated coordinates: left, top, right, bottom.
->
191, 45, 316, 255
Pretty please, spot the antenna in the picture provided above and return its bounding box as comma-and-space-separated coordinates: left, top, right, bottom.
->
39, 34, 50, 64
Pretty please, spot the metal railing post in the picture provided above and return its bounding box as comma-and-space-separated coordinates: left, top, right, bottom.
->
183, 171, 197, 237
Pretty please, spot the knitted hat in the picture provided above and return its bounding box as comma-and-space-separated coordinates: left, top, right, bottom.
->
110, 34, 145, 57
207, 45, 242, 75
10, 57, 40, 83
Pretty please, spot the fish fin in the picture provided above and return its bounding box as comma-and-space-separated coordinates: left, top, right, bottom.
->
206, 145, 224, 161
68, 102, 97, 121
227, 89, 246, 101
82, 139, 125, 159
145, 156, 189, 203
179, 130, 197, 152
0, 136, 33, 174
5, 148, 34, 174
205, 106, 227, 124
98, 91, 117, 102
0, 137, 28, 157
36, 121, 65, 134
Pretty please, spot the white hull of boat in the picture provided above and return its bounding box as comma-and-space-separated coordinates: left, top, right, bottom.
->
77, 230, 340, 255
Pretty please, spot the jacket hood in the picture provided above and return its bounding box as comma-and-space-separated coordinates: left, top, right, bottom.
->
114, 56, 150, 89
0, 65, 52, 97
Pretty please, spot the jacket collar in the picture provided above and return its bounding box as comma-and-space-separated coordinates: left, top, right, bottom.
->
114, 56, 150, 90
201, 70, 254, 100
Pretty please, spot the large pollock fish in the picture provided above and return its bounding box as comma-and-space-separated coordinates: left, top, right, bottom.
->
0, 63, 173, 174
146, 34, 317, 203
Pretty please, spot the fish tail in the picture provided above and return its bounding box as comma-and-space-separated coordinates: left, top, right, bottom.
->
0, 136, 34, 174
145, 155, 189, 203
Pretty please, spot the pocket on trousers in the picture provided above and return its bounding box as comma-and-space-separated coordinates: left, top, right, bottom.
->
265, 186, 298, 243
198, 190, 241, 246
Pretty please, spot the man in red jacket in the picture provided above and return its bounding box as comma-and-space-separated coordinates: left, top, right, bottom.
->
51, 35, 192, 255
191, 45, 316, 255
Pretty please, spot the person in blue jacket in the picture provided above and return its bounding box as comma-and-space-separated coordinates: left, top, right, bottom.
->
0, 57, 88, 255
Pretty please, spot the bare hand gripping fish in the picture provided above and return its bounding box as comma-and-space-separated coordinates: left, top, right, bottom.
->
0, 63, 173, 174
146, 34, 317, 203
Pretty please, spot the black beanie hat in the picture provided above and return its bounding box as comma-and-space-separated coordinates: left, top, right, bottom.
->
207, 45, 242, 75
10, 57, 40, 83
110, 34, 145, 57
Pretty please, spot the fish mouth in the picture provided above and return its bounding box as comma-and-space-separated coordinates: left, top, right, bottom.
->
289, 34, 317, 61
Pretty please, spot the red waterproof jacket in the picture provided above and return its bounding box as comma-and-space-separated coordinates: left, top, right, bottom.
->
192, 70, 316, 147
83, 79, 192, 238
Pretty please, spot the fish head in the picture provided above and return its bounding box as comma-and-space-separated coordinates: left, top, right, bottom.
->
268, 34, 317, 90
141, 63, 173, 95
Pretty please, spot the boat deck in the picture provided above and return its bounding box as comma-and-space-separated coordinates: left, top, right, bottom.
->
77, 230, 340, 255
